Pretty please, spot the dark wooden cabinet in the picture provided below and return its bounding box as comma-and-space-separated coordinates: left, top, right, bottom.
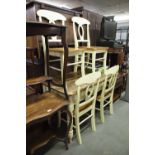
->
26, 0, 81, 48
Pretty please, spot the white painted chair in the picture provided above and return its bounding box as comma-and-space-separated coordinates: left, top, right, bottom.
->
37, 10, 85, 82
96, 65, 119, 123
73, 71, 101, 144
72, 16, 108, 73
37, 9, 66, 42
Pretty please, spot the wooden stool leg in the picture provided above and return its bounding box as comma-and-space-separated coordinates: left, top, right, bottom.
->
75, 117, 82, 144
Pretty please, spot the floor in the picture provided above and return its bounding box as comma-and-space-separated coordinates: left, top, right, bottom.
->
44, 99, 129, 155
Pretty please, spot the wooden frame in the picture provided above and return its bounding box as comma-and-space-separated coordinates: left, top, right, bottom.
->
26, 21, 69, 98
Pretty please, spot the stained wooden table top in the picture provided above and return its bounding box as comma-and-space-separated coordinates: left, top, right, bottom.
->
26, 92, 69, 126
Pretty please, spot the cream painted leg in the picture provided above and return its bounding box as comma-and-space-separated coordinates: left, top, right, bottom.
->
92, 52, 96, 73
75, 116, 82, 144
81, 53, 85, 76
103, 52, 107, 70
110, 100, 114, 115
91, 110, 96, 131
100, 102, 105, 123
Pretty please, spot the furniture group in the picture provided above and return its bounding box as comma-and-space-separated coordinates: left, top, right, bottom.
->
26, 1, 128, 154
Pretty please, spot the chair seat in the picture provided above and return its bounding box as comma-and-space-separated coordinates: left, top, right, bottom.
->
26, 76, 52, 86
26, 92, 68, 125
73, 102, 92, 115
49, 47, 84, 54
81, 46, 109, 52
49, 46, 108, 54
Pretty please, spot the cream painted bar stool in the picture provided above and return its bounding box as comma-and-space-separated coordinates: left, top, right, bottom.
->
73, 72, 101, 144
37, 9, 85, 82
96, 65, 119, 123
72, 16, 108, 73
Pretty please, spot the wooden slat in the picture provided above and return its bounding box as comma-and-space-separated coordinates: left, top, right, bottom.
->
26, 92, 68, 125
26, 76, 52, 86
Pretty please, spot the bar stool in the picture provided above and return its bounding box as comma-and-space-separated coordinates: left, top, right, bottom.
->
72, 16, 108, 73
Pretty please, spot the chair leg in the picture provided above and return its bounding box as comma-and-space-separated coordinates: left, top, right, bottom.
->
91, 111, 96, 131
64, 139, 69, 150
81, 53, 85, 76
92, 53, 96, 72
57, 111, 61, 128
75, 117, 82, 144
109, 97, 114, 114
61, 55, 64, 82
100, 102, 105, 123
103, 52, 107, 69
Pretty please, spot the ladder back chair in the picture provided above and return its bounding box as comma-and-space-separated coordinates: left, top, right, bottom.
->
72, 16, 108, 73
37, 9, 85, 82
96, 65, 119, 122
73, 72, 101, 144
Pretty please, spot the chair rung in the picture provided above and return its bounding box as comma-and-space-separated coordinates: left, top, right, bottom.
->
61, 118, 67, 123
95, 107, 100, 111
49, 66, 61, 71
49, 59, 60, 62
96, 58, 105, 61
85, 62, 92, 65
85, 66, 93, 69
79, 114, 93, 125
103, 101, 111, 107
67, 61, 82, 66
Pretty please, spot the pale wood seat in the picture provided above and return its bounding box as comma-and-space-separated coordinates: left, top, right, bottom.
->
96, 65, 119, 123
49, 47, 84, 54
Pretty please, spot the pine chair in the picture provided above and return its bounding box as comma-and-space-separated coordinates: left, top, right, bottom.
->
96, 65, 119, 123
73, 71, 101, 144
72, 16, 108, 73
37, 9, 85, 82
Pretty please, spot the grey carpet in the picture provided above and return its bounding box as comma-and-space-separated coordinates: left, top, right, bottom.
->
45, 99, 129, 155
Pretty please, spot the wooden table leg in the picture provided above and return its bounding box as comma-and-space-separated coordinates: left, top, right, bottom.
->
68, 99, 74, 142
